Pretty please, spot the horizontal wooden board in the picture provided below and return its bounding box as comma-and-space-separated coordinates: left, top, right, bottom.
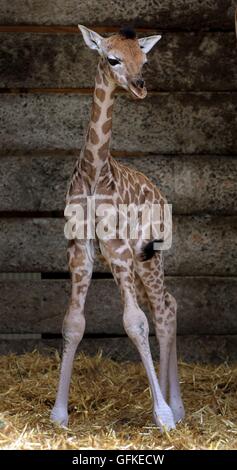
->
0, 93, 236, 155
0, 277, 236, 335
1, 32, 236, 91
0, 1, 236, 30
0, 155, 237, 214
0, 335, 236, 363
0, 155, 236, 215
0, 216, 236, 275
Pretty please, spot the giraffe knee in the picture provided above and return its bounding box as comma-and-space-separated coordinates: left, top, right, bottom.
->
63, 307, 85, 344
123, 306, 149, 347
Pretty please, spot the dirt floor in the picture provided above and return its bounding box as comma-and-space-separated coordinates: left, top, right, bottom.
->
0, 351, 236, 450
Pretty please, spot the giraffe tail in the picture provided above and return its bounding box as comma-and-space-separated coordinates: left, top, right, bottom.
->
140, 239, 163, 261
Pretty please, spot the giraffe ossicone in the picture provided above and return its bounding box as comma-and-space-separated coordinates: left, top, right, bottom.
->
51, 25, 184, 431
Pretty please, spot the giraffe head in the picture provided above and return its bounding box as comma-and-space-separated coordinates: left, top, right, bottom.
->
79, 25, 161, 99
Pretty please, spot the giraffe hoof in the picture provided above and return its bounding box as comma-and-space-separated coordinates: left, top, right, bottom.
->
50, 407, 69, 428
153, 404, 176, 432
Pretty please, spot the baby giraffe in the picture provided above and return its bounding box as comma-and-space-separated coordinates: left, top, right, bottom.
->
51, 25, 185, 431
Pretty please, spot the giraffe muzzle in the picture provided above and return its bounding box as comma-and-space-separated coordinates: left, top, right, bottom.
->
129, 78, 147, 99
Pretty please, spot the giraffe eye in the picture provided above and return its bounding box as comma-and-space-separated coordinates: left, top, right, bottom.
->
107, 57, 120, 66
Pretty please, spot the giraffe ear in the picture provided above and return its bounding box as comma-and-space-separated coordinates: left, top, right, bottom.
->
78, 24, 103, 52
138, 35, 162, 54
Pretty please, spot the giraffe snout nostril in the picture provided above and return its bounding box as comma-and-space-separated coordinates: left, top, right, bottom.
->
137, 79, 144, 88
132, 78, 145, 89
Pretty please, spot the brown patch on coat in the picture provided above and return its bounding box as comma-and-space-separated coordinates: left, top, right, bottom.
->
90, 127, 99, 144
74, 273, 83, 283
91, 102, 101, 123
84, 148, 94, 162
95, 88, 106, 102
98, 140, 110, 160
123, 190, 130, 204
107, 104, 113, 119
69, 257, 80, 270
81, 159, 96, 179
102, 119, 112, 134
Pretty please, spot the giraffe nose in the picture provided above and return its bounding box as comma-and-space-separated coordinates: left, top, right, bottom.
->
132, 78, 145, 89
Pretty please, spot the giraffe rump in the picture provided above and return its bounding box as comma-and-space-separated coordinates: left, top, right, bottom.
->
140, 239, 164, 261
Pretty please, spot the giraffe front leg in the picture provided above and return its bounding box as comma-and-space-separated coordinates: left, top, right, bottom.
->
51, 243, 93, 427
50, 301, 86, 427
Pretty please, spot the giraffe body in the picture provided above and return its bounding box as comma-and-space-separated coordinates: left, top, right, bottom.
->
51, 26, 184, 431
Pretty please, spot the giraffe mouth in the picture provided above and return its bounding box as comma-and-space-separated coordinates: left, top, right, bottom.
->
129, 83, 147, 100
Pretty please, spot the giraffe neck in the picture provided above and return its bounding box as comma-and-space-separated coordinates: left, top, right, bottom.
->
80, 60, 116, 191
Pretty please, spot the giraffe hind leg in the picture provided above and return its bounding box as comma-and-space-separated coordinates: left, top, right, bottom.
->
148, 287, 185, 423
134, 272, 150, 310
165, 292, 185, 423
135, 255, 184, 423
100, 240, 175, 431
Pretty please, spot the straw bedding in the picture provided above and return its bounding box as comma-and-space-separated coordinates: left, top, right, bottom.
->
0, 351, 236, 450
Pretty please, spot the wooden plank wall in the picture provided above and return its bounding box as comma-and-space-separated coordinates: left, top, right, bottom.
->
0, 1, 237, 361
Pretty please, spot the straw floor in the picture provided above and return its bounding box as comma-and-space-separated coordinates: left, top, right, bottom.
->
0, 351, 237, 450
